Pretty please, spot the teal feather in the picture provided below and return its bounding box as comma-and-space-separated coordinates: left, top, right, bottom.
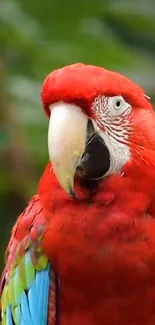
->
1, 249, 51, 325
6, 306, 13, 325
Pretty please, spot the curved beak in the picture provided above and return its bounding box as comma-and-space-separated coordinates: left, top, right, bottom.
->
48, 103, 88, 197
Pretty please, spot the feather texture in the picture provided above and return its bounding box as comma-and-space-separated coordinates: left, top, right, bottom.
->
2, 63, 155, 325
0, 196, 56, 325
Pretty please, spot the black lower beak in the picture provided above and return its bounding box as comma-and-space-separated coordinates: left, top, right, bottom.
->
76, 119, 110, 180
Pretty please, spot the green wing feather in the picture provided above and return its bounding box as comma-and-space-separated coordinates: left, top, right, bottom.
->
0, 195, 53, 325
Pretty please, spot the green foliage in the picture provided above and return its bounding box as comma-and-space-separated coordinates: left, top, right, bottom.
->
0, 0, 155, 271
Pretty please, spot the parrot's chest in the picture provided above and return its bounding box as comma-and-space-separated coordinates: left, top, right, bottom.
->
44, 213, 155, 325
56, 238, 155, 325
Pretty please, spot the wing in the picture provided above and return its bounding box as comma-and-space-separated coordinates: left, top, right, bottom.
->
0, 195, 56, 325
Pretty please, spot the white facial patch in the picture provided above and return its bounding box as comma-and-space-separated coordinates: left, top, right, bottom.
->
91, 95, 131, 175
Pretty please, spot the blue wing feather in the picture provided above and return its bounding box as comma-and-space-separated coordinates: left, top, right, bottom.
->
21, 264, 50, 325
41, 265, 50, 325
28, 277, 39, 324
0, 196, 56, 325
2, 259, 51, 325
6, 306, 13, 325
21, 291, 32, 325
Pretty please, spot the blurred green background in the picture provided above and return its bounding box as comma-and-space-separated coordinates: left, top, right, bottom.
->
0, 0, 155, 272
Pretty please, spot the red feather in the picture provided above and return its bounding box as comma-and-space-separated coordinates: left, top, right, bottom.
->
0, 195, 56, 325
38, 161, 155, 325
41, 63, 152, 117
39, 63, 155, 324
2, 63, 155, 324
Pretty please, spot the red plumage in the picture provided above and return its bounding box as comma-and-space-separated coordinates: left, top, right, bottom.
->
41, 63, 152, 116
2, 63, 155, 325
39, 163, 155, 325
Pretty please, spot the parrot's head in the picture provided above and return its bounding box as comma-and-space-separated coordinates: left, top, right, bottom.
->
41, 63, 155, 198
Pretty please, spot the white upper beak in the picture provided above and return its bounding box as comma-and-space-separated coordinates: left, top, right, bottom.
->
48, 102, 88, 196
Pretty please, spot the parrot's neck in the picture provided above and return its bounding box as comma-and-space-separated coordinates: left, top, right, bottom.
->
39, 162, 155, 325
39, 161, 155, 218
39, 161, 155, 257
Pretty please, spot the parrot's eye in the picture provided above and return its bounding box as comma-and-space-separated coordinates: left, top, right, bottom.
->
107, 96, 131, 116
115, 99, 121, 107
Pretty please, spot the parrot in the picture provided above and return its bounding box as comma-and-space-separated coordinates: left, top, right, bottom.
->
1, 63, 155, 325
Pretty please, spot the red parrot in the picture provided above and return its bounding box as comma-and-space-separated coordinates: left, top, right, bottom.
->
1, 63, 155, 325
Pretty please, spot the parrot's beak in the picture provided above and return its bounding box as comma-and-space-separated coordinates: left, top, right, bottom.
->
48, 103, 110, 198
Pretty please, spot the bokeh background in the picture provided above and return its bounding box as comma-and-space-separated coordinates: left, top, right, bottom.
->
0, 0, 155, 272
